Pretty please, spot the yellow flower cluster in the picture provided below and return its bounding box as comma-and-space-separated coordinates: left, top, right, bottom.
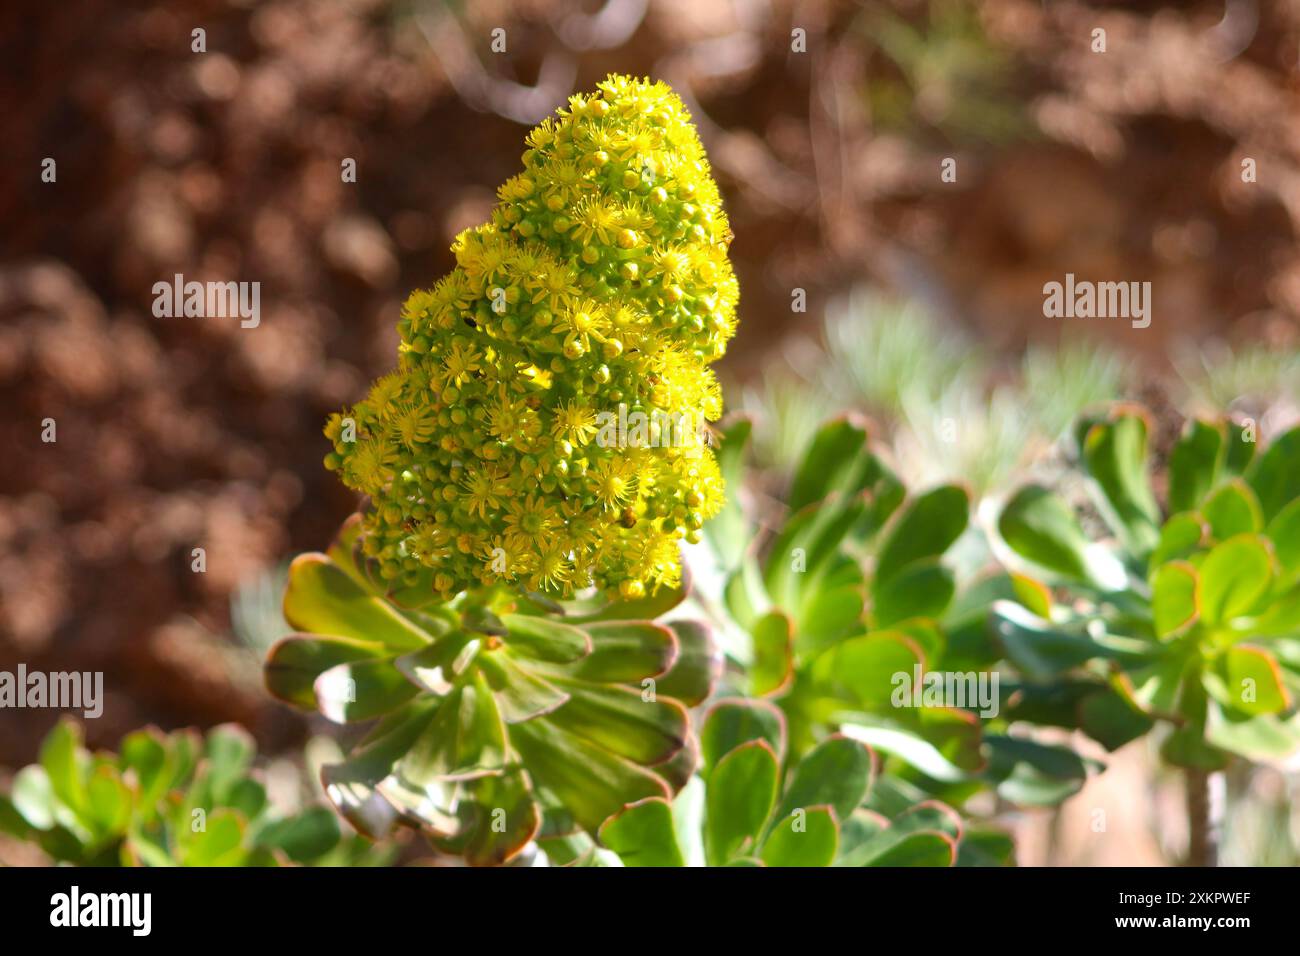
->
324, 75, 737, 601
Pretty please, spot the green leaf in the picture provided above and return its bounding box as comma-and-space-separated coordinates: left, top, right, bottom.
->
998, 485, 1121, 588
796, 572, 866, 654
956, 827, 1015, 867
40, 719, 87, 818
1265, 497, 1300, 576
990, 601, 1113, 679
1201, 480, 1263, 540
8, 767, 64, 836
1206, 708, 1300, 759
203, 725, 257, 805
84, 766, 132, 837
181, 809, 247, 866
1078, 685, 1156, 751
788, 416, 880, 511
1081, 412, 1161, 556
254, 806, 341, 863
890, 801, 962, 839
810, 631, 923, 709
598, 797, 685, 867
119, 729, 171, 811
284, 554, 429, 651
760, 806, 838, 867
1216, 646, 1289, 715
1198, 534, 1273, 624
842, 726, 966, 783
319, 703, 438, 838
874, 485, 969, 583
476, 652, 568, 724
546, 681, 689, 766
223, 777, 268, 821
984, 735, 1090, 806
704, 740, 779, 865
705, 417, 753, 570
0, 790, 33, 840
509, 719, 670, 834
1223, 419, 1256, 473
700, 698, 786, 774
1247, 426, 1300, 523
764, 494, 867, 610
571, 621, 678, 683
264, 634, 387, 710
314, 657, 421, 723
749, 610, 794, 696
500, 614, 591, 663
873, 558, 956, 626
1010, 572, 1052, 619
1167, 418, 1224, 514
1151, 561, 1199, 639
397, 677, 507, 784
840, 827, 955, 867
655, 620, 721, 706
445, 768, 541, 867
773, 736, 874, 823
1151, 512, 1208, 567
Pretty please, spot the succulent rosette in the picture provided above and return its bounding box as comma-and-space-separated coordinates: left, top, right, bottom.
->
269, 75, 734, 865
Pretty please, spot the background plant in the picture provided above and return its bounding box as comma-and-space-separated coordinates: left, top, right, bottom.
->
598, 697, 1010, 867
988, 407, 1300, 863
0, 720, 380, 867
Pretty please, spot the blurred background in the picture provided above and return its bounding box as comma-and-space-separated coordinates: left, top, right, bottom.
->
3, 0, 1300, 864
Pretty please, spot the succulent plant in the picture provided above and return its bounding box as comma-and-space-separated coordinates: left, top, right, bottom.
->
697, 415, 1097, 811
702, 415, 983, 766
266, 516, 719, 865
595, 698, 1005, 867
990, 407, 1300, 769
0, 720, 373, 866
322, 74, 737, 602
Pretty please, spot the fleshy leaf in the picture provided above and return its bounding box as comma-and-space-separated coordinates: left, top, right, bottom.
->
599, 797, 685, 867
704, 739, 779, 865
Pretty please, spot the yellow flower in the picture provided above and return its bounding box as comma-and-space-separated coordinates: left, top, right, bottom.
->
503, 494, 560, 550
461, 466, 509, 520
552, 399, 599, 447
327, 74, 737, 599
589, 456, 639, 512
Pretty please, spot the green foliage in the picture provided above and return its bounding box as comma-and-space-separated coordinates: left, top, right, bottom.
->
0, 720, 377, 867
1176, 342, 1300, 413
705, 416, 976, 755
266, 515, 718, 866
993, 408, 1300, 769
597, 699, 1002, 867
862, 0, 1031, 146
735, 293, 1126, 495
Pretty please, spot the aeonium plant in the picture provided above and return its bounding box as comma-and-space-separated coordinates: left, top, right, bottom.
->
694, 413, 1085, 827
266, 75, 737, 865
0, 720, 376, 867
987, 406, 1300, 861
596, 698, 1007, 867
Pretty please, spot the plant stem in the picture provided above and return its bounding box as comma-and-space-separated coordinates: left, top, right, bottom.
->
1184, 767, 1219, 866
